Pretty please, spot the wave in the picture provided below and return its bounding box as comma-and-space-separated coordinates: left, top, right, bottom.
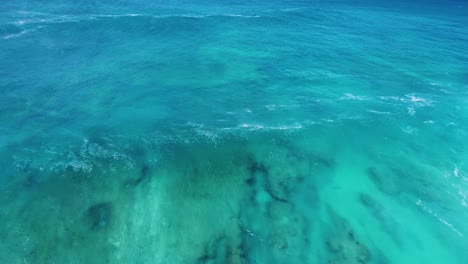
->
340, 93, 366, 101
11, 121, 308, 175
221, 123, 304, 132
240, 123, 304, 131
9, 12, 261, 26
3, 29, 29, 39
379, 94, 433, 107
0, 10, 263, 41
215, 14, 260, 18
3, 11, 261, 39
264, 104, 300, 110
416, 199, 463, 237
367, 109, 392, 115
378, 94, 434, 116
2, 26, 44, 39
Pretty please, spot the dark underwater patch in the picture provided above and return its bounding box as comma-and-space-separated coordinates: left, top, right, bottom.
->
323, 208, 372, 264
86, 202, 112, 231
359, 193, 403, 247
125, 164, 152, 187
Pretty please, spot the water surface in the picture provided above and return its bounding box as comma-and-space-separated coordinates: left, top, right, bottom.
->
1, 0, 468, 263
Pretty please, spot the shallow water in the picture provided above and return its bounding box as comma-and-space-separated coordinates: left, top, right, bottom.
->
1, 0, 468, 263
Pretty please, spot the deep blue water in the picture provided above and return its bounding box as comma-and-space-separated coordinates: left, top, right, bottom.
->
1, 1, 467, 263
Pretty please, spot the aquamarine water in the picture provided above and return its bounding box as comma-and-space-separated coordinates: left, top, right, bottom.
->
1, 0, 467, 263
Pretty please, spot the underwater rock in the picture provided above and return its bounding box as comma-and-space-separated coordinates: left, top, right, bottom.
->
18, 163, 39, 188
265, 176, 294, 202
325, 232, 371, 264
263, 156, 310, 202
324, 209, 371, 264
86, 202, 112, 231
239, 193, 310, 262
124, 164, 151, 187
366, 167, 399, 195
267, 200, 294, 220
247, 160, 275, 207
23, 173, 38, 188
311, 154, 335, 169
240, 148, 314, 261
245, 177, 255, 186
196, 237, 228, 264
367, 164, 428, 200
359, 193, 379, 209
359, 193, 402, 246
196, 235, 245, 264
249, 161, 268, 181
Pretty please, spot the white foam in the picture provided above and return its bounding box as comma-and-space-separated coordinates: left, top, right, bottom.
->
153, 14, 207, 18
2, 26, 44, 39
13, 16, 83, 25
4, 12, 262, 41
406, 94, 432, 106
236, 123, 303, 131
401, 126, 417, 134
66, 159, 94, 173
96, 13, 146, 18
264, 104, 299, 110
458, 187, 467, 207
240, 123, 264, 130
271, 124, 303, 130
367, 110, 392, 115
3, 30, 29, 39
416, 199, 463, 237
379, 94, 433, 107
439, 89, 452, 94
428, 82, 453, 92
340, 93, 366, 101
11, 12, 260, 26
154, 13, 260, 19
218, 14, 260, 18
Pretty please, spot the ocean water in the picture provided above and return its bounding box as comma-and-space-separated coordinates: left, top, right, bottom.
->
1, 0, 468, 263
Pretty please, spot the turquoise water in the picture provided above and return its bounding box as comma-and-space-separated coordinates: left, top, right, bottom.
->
1, 0, 468, 263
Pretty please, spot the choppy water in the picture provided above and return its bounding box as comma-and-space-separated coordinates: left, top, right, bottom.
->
1, 0, 468, 263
